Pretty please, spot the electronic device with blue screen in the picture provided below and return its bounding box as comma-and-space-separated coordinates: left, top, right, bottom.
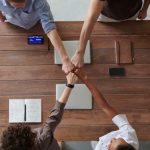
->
28, 35, 44, 44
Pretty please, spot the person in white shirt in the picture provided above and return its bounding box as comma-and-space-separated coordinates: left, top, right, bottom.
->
74, 68, 139, 150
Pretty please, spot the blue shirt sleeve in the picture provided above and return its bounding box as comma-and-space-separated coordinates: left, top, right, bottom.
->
36, 0, 56, 33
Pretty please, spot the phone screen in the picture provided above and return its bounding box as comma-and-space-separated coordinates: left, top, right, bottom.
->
28, 36, 44, 44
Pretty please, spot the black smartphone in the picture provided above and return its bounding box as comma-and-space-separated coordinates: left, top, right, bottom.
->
28, 35, 44, 44
109, 67, 125, 76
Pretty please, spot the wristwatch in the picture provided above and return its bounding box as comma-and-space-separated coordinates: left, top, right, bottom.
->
66, 83, 74, 88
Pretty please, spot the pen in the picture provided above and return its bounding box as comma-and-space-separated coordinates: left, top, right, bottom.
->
24, 104, 26, 122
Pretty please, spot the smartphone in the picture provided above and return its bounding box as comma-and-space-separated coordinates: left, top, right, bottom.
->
28, 35, 44, 44
109, 68, 125, 76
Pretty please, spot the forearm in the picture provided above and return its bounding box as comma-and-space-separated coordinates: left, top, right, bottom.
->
83, 78, 111, 108
77, 0, 103, 56
75, 69, 117, 118
47, 29, 69, 62
84, 79, 117, 118
142, 0, 150, 11
58, 86, 73, 104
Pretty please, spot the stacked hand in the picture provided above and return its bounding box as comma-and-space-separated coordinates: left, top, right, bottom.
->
62, 49, 85, 76
71, 50, 84, 68
62, 54, 84, 75
138, 9, 147, 20
66, 72, 78, 85
62, 57, 75, 74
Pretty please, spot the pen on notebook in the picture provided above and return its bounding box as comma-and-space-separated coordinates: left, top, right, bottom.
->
24, 104, 26, 122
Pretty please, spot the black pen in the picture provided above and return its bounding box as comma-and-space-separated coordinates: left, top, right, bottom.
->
24, 104, 26, 122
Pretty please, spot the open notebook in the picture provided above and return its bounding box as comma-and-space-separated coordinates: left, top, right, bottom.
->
54, 40, 91, 64
9, 99, 41, 123
56, 84, 92, 109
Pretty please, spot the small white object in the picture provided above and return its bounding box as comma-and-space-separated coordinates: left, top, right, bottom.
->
54, 40, 91, 64
56, 84, 92, 109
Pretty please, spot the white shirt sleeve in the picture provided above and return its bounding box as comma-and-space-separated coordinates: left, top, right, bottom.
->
112, 114, 139, 150
112, 114, 130, 129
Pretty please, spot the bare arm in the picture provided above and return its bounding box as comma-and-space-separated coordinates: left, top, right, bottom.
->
138, 0, 150, 19
71, 0, 104, 67
142, 0, 150, 11
58, 73, 78, 104
75, 68, 118, 119
47, 29, 74, 74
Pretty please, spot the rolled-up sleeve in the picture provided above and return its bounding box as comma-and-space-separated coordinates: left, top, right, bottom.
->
112, 114, 130, 129
43, 101, 65, 134
36, 0, 56, 33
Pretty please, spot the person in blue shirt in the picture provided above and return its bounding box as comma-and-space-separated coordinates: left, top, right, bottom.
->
0, 0, 74, 74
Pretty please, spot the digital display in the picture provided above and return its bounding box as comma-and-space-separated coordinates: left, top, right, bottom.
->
28, 36, 44, 44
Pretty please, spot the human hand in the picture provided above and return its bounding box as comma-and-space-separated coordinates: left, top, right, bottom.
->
71, 51, 84, 68
0, 14, 6, 22
138, 9, 147, 20
66, 72, 78, 85
62, 57, 75, 74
